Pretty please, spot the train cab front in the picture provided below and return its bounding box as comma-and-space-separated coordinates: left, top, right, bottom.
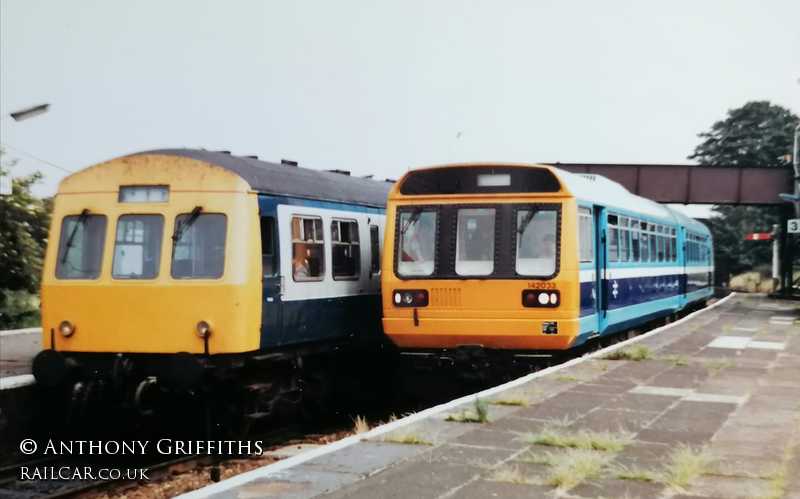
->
381, 164, 582, 368
33, 152, 262, 416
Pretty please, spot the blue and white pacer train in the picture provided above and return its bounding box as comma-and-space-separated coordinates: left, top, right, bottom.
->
570, 171, 714, 342
380, 163, 714, 358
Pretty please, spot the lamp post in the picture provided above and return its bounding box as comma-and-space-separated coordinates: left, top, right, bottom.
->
9, 103, 50, 122
1, 103, 52, 195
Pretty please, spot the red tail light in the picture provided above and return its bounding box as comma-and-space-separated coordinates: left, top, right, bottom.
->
393, 289, 429, 307
522, 290, 560, 308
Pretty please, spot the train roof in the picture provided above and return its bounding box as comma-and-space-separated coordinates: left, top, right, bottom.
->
555, 169, 711, 234
554, 168, 673, 219
663, 206, 712, 236
132, 149, 393, 208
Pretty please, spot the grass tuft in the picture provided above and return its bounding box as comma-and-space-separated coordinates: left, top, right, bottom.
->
611, 463, 660, 482
662, 445, 714, 491
544, 449, 611, 490
490, 397, 529, 407
660, 354, 689, 367
382, 432, 433, 446
446, 397, 490, 423
489, 465, 537, 485
555, 374, 582, 382
352, 415, 370, 434
705, 359, 734, 375
521, 428, 633, 453
603, 345, 652, 361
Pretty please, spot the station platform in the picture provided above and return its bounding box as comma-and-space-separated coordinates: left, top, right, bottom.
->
0, 327, 40, 377
182, 293, 800, 499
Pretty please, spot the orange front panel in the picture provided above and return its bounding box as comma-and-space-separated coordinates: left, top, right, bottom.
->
381, 193, 583, 351
41, 154, 262, 354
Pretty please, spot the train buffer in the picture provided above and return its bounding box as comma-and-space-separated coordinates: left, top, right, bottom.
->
181, 292, 800, 499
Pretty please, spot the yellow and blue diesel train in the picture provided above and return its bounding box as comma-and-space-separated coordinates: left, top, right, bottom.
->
381, 163, 713, 367
33, 149, 392, 420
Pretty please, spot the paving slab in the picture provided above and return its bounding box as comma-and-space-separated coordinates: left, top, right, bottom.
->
181, 294, 800, 499
454, 478, 554, 498
570, 477, 665, 498
0, 328, 40, 376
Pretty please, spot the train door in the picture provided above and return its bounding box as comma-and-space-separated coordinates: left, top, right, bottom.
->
259, 197, 283, 347
678, 226, 687, 308
594, 206, 609, 333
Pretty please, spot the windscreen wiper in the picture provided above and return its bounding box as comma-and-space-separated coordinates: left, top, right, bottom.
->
517, 209, 536, 235
171, 206, 203, 243
60, 209, 89, 264
400, 207, 423, 235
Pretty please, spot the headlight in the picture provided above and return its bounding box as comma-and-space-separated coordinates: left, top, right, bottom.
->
59, 320, 75, 337
392, 289, 429, 307
522, 290, 560, 308
196, 321, 212, 339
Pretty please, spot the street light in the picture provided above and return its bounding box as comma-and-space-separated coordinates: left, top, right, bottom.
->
9, 103, 50, 122
1, 103, 52, 195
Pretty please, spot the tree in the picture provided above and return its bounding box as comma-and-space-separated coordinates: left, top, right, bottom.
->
0, 148, 51, 327
689, 101, 800, 282
690, 101, 798, 167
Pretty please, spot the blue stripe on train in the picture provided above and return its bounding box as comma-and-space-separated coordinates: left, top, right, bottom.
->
606, 274, 682, 309
579, 272, 713, 317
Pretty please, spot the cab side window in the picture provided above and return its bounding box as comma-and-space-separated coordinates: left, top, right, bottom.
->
260, 216, 277, 277
291, 216, 324, 281
578, 207, 593, 263
370, 225, 381, 275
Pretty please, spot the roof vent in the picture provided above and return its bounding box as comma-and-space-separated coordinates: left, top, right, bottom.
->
361, 174, 374, 179
281, 159, 298, 167
327, 169, 351, 176
244, 155, 258, 159
216, 150, 231, 155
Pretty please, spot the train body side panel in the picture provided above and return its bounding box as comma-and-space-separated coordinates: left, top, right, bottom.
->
257, 195, 385, 349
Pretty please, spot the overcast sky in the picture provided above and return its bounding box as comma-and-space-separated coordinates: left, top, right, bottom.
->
2, 0, 799, 217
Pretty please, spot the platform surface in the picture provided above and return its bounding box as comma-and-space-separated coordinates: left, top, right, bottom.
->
0, 328, 40, 377
184, 294, 800, 499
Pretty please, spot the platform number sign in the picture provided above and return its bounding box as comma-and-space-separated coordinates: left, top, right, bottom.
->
788, 219, 800, 234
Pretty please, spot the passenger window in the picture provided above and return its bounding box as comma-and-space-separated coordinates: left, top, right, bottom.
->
516, 209, 557, 276
56, 213, 107, 280
456, 208, 496, 276
631, 220, 641, 261
671, 229, 677, 262
619, 217, 629, 262
332, 219, 360, 280
397, 209, 437, 277
649, 225, 657, 262
112, 214, 163, 279
291, 215, 325, 281
578, 207, 593, 263
607, 214, 619, 262
260, 217, 277, 277
665, 232, 672, 262
370, 225, 380, 275
171, 213, 227, 279
640, 230, 649, 262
